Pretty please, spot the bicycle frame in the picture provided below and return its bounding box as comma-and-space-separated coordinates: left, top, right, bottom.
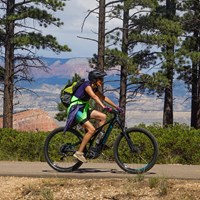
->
89, 110, 125, 148
90, 110, 139, 154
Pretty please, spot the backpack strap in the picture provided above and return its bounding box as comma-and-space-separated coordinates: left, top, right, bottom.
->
70, 95, 87, 105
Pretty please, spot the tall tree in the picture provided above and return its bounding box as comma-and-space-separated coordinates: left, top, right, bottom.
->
79, 0, 106, 113
1, 0, 70, 128
105, 0, 185, 127
104, 0, 158, 124
119, 0, 129, 123
162, 0, 177, 126
97, 0, 106, 112
3, 0, 15, 128
178, 0, 200, 128
140, 0, 182, 126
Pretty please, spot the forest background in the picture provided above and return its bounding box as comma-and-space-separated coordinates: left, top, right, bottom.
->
0, 0, 200, 129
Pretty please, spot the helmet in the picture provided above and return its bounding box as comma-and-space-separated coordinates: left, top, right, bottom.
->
88, 70, 107, 82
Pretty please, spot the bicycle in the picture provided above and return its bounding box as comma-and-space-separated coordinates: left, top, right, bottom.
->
44, 109, 158, 174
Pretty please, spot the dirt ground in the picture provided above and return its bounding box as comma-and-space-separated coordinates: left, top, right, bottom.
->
0, 176, 199, 200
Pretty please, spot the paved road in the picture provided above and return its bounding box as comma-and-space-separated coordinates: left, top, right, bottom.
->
0, 161, 199, 180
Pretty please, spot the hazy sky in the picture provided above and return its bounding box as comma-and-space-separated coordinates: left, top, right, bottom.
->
40, 0, 99, 58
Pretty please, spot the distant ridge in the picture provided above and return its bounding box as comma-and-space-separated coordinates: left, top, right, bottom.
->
30, 57, 91, 79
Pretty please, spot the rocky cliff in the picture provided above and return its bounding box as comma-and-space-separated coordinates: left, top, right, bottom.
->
0, 109, 58, 132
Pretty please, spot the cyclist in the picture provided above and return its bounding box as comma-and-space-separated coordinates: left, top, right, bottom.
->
65, 69, 121, 163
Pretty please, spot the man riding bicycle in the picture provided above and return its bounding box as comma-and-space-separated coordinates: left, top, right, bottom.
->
65, 70, 122, 163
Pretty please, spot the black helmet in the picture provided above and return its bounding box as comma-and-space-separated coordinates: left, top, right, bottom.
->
88, 70, 107, 82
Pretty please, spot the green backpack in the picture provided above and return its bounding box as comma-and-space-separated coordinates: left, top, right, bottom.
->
60, 79, 85, 107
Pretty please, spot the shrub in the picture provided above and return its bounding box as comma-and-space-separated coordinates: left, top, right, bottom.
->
143, 123, 200, 164
0, 128, 48, 161
0, 123, 200, 165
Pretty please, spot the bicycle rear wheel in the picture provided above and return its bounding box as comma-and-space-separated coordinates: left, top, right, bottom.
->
44, 127, 83, 172
114, 127, 158, 174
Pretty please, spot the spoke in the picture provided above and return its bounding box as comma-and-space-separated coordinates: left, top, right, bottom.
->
138, 154, 148, 164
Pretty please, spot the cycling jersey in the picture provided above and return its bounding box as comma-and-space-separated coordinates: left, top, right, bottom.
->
64, 80, 98, 131
73, 80, 98, 101
73, 81, 91, 101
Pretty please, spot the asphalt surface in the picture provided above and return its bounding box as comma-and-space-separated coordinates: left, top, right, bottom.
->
0, 161, 199, 180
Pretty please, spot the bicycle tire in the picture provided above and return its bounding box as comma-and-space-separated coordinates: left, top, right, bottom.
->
114, 127, 158, 174
44, 127, 83, 172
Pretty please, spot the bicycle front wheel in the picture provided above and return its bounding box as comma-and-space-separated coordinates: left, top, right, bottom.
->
114, 127, 158, 174
44, 127, 83, 172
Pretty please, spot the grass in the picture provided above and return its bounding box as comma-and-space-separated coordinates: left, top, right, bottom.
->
158, 177, 168, 196
148, 177, 160, 188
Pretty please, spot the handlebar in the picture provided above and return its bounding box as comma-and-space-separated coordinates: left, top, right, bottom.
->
110, 109, 120, 114
107, 108, 124, 116
104, 106, 123, 114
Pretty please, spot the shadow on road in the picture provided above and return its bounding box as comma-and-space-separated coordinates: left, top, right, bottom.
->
42, 168, 157, 175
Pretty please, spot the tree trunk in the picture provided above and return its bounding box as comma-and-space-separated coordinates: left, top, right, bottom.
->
119, 2, 129, 125
191, 63, 198, 128
3, 0, 15, 128
191, 29, 199, 128
97, 0, 105, 93
163, 46, 174, 126
163, 81, 173, 126
119, 64, 127, 125
196, 65, 200, 128
96, 0, 105, 113
163, 0, 176, 126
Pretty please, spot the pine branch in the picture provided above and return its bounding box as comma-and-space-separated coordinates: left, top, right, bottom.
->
77, 36, 98, 43
81, 6, 99, 32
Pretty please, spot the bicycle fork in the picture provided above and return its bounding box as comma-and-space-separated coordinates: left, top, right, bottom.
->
122, 131, 139, 153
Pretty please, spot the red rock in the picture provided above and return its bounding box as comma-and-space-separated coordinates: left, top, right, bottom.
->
0, 109, 58, 132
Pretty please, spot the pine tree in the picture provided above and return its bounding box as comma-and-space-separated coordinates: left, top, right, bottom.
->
104, 0, 159, 124
104, 0, 184, 127
159, 0, 178, 126
1, 0, 70, 128
178, 0, 200, 128
97, 0, 106, 112
136, 0, 183, 126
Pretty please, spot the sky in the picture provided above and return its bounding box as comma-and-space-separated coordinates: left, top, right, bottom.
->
39, 0, 122, 59
39, 0, 99, 58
